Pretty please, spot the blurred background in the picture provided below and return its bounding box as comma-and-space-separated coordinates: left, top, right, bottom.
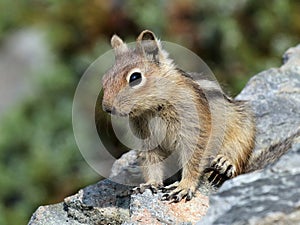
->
0, 0, 300, 224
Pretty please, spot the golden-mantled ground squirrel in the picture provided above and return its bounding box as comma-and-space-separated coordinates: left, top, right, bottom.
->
102, 30, 298, 202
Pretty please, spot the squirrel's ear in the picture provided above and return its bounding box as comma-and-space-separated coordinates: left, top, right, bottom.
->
136, 30, 163, 63
137, 30, 157, 42
111, 34, 128, 54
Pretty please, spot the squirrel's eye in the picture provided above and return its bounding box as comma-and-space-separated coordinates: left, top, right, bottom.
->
128, 72, 142, 87
126, 68, 145, 88
129, 72, 142, 85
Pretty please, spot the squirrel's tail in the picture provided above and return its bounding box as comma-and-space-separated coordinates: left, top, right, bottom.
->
245, 128, 300, 173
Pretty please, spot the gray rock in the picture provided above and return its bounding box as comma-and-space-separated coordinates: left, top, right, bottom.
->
109, 150, 144, 186
28, 203, 82, 225
29, 44, 300, 225
29, 180, 131, 225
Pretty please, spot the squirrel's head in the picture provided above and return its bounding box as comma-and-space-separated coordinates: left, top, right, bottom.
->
102, 30, 178, 117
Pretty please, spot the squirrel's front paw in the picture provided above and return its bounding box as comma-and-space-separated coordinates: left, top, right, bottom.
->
132, 182, 163, 194
204, 154, 237, 186
211, 154, 237, 178
161, 181, 195, 202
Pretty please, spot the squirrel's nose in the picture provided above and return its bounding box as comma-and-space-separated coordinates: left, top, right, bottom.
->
102, 102, 110, 113
104, 108, 112, 114
102, 102, 116, 114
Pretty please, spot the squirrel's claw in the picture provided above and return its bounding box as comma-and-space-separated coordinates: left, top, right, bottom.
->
204, 167, 228, 186
204, 154, 237, 186
211, 154, 237, 178
132, 183, 163, 194
161, 181, 195, 202
161, 188, 194, 203
160, 181, 179, 193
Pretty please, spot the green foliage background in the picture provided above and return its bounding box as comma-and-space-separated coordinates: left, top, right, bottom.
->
0, 1, 299, 224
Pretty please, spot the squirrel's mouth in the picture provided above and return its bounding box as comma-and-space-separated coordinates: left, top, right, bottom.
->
116, 112, 129, 117
108, 110, 129, 117
102, 105, 129, 117
128, 105, 164, 118
104, 103, 164, 118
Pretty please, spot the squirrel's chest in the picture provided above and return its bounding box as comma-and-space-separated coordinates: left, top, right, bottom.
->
129, 114, 180, 150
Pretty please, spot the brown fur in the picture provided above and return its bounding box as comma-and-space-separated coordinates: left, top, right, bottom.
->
102, 30, 256, 201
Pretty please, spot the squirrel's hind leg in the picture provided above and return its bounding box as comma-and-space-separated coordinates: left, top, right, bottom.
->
132, 149, 166, 194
